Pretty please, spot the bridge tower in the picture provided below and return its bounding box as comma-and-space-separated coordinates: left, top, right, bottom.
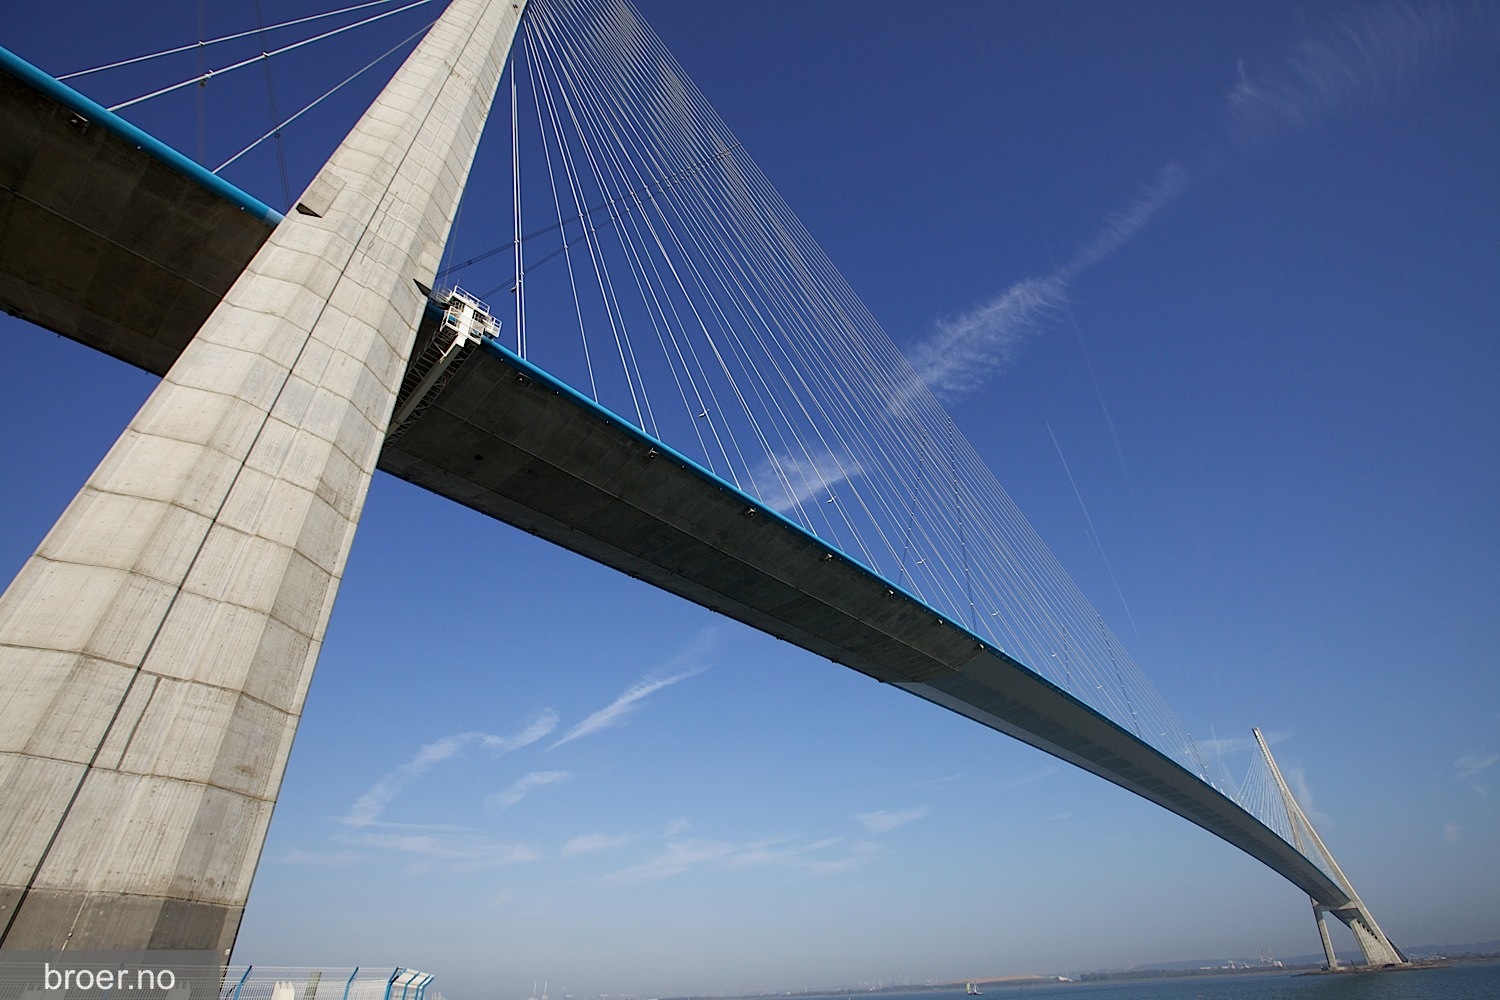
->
0, 0, 526, 951
1252, 728, 1407, 969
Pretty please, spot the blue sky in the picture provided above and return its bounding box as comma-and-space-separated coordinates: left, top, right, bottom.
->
2, 0, 1498, 996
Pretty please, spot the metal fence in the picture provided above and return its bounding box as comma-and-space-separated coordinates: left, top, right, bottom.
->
219, 968, 436, 1000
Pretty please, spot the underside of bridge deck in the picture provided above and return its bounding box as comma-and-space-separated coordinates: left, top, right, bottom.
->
379, 338, 1359, 914
0, 46, 1387, 950
0, 51, 278, 376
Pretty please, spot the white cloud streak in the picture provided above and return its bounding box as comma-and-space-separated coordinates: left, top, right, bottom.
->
749, 447, 863, 515
549, 634, 713, 749
907, 162, 1188, 401
337, 829, 541, 873
1062, 165, 1188, 280
277, 848, 367, 866
907, 771, 965, 789
1456, 752, 1498, 796
562, 832, 637, 857
604, 839, 741, 884
996, 765, 1060, 790
1455, 752, 1498, 779
278, 831, 540, 874
906, 161, 1185, 401
854, 806, 930, 834
1284, 762, 1331, 827
603, 835, 860, 884
1225, 0, 1480, 146
907, 275, 1068, 401
910, 0, 1487, 402
343, 830, 538, 864
488, 769, 572, 809
343, 711, 559, 827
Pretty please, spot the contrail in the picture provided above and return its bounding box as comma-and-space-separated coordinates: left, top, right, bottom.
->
343, 711, 559, 826
548, 631, 714, 749
909, 0, 1490, 402
907, 274, 1068, 401
1059, 164, 1187, 281
910, 164, 1185, 402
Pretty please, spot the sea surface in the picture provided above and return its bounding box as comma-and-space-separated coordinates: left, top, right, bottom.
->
804, 962, 1500, 1000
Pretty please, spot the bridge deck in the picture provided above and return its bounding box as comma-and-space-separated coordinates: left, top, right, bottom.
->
0, 51, 1355, 916
0, 47, 278, 374
381, 338, 1355, 912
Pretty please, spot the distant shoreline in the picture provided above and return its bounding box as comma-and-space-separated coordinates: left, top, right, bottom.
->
663, 954, 1500, 1000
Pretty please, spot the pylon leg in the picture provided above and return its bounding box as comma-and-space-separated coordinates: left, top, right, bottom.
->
1313, 902, 1339, 970
1254, 729, 1406, 969
0, 0, 527, 951
1337, 908, 1407, 967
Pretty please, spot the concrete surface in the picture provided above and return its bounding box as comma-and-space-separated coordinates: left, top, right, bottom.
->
0, 55, 276, 375
0, 0, 526, 951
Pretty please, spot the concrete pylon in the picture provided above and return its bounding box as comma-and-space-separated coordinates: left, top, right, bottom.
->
1313, 903, 1340, 970
1252, 728, 1406, 968
0, 0, 526, 952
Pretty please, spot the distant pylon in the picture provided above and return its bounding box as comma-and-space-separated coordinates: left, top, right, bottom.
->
1252, 728, 1407, 968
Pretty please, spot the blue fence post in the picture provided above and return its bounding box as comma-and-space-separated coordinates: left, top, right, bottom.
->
341, 969, 359, 1000
229, 968, 253, 1000
382, 969, 402, 1000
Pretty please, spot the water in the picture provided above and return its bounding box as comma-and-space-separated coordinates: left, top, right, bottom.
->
814, 963, 1500, 1000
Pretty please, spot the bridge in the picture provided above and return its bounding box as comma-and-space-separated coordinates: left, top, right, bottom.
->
0, 0, 1406, 970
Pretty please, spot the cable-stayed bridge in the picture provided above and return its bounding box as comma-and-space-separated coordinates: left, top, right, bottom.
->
0, 0, 1406, 968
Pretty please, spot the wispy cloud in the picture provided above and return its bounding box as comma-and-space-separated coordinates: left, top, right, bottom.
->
488, 770, 571, 810
909, 0, 1487, 402
1225, 0, 1478, 146
277, 848, 368, 866
1456, 752, 1498, 796
277, 828, 540, 874
603, 839, 742, 884
906, 275, 1067, 401
728, 837, 855, 873
907, 160, 1188, 401
1062, 164, 1188, 280
1284, 762, 1331, 827
562, 832, 637, 857
343, 711, 559, 827
997, 765, 1060, 790
302, 825, 540, 878
749, 447, 863, 515
602, 835, 861, 884
549, 634, 713, 749
342, 829, 539, 864
907, 771, 965, 789
854, 806, 930, 834
1455, 753, 1498, 778
905, 161, 1183, 402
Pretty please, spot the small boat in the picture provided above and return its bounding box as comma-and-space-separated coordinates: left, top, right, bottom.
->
965, 985, 983, 996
